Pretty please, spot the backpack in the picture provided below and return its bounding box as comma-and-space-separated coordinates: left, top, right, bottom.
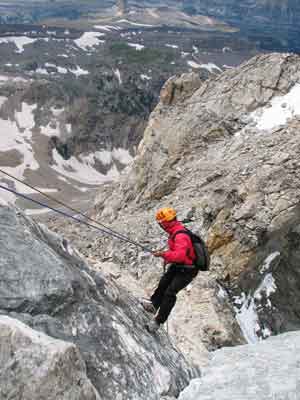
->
172, 229, 210, 271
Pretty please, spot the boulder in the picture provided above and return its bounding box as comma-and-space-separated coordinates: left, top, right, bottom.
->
0, 316, 100, 400
178, 331, 300, 400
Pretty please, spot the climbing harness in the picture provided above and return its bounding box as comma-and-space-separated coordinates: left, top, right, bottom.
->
0, 169, 153, 254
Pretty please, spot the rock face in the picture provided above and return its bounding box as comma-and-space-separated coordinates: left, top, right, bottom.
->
178, 330, 300, 400
0, 205, 198, 399
91, 53, 300, 358
0, 316, 100, 400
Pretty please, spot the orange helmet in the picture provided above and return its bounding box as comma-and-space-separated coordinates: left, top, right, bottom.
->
156, 207, 177, 223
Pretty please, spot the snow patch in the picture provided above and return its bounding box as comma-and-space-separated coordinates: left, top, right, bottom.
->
94, 25, 121, 31
117, 19, 154, 27
51, 150, 119, 185
165, 44, 178, 49
40, 123, 60, 138
0, 75, 28, 84
74, 32, 105, 51
187, 61, 222, 73
113, 68, 122, 84
260, 252, 280, 274
94, 150, 113, 165
0, 102, 39, 203
127, 43, 145, 51
0, 36, 37, 53
112, 148, 133, 165
70, 66, 89, 77
251, 84, 300, 131
141, 74, 151, 81
35, 68, 49, 75
234, 271, 277, 343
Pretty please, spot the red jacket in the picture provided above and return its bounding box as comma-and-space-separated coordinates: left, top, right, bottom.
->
160, 220, 196, 266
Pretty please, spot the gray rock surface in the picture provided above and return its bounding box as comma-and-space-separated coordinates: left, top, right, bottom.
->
0, 205, 198, 399
178, 330, 300, 400
0, 316, 100, 400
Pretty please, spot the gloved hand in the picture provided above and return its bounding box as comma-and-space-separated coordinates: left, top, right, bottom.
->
153, 251, 164, 258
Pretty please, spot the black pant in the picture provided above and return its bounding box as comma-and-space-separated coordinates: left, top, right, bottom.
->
151, 264, 198, 324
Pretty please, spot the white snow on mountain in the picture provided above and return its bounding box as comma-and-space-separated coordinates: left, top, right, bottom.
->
127, 43, 145, 51
117, 19, 154, 27
40, 123, 60, 137
187, 61, 201, 69
50, 148, 132, 185
0, 102, 39, 202
0, 75, 28, 84
74, 32, 106, 51
114, 69, 122, 84
94, 148, 133, 166
251, 84, 300, 131
141, 74, 152, 81
51, 149, 119, 185
0, 36, 37, 53
187, 61, 222, 73
36, 68, 49, 75
234, 254, 278, 343
165, 44, 178, 49
70, 66, 89, 77
260, 252, 280, 274
94, 25, 121, 31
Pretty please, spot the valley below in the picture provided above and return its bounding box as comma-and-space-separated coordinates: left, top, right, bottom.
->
0, 4, 259, 214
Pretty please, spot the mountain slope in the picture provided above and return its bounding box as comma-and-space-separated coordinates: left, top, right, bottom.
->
88, 53, 300, 362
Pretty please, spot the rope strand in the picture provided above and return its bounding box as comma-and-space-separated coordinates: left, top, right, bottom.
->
0, 168, 132, 242
0, 182, 153, 254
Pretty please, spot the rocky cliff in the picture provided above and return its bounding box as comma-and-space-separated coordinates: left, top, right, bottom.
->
89, 52, 300, 363
0, 204, 198, 399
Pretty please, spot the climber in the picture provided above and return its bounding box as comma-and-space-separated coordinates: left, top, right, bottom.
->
143, 207, 198, 333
